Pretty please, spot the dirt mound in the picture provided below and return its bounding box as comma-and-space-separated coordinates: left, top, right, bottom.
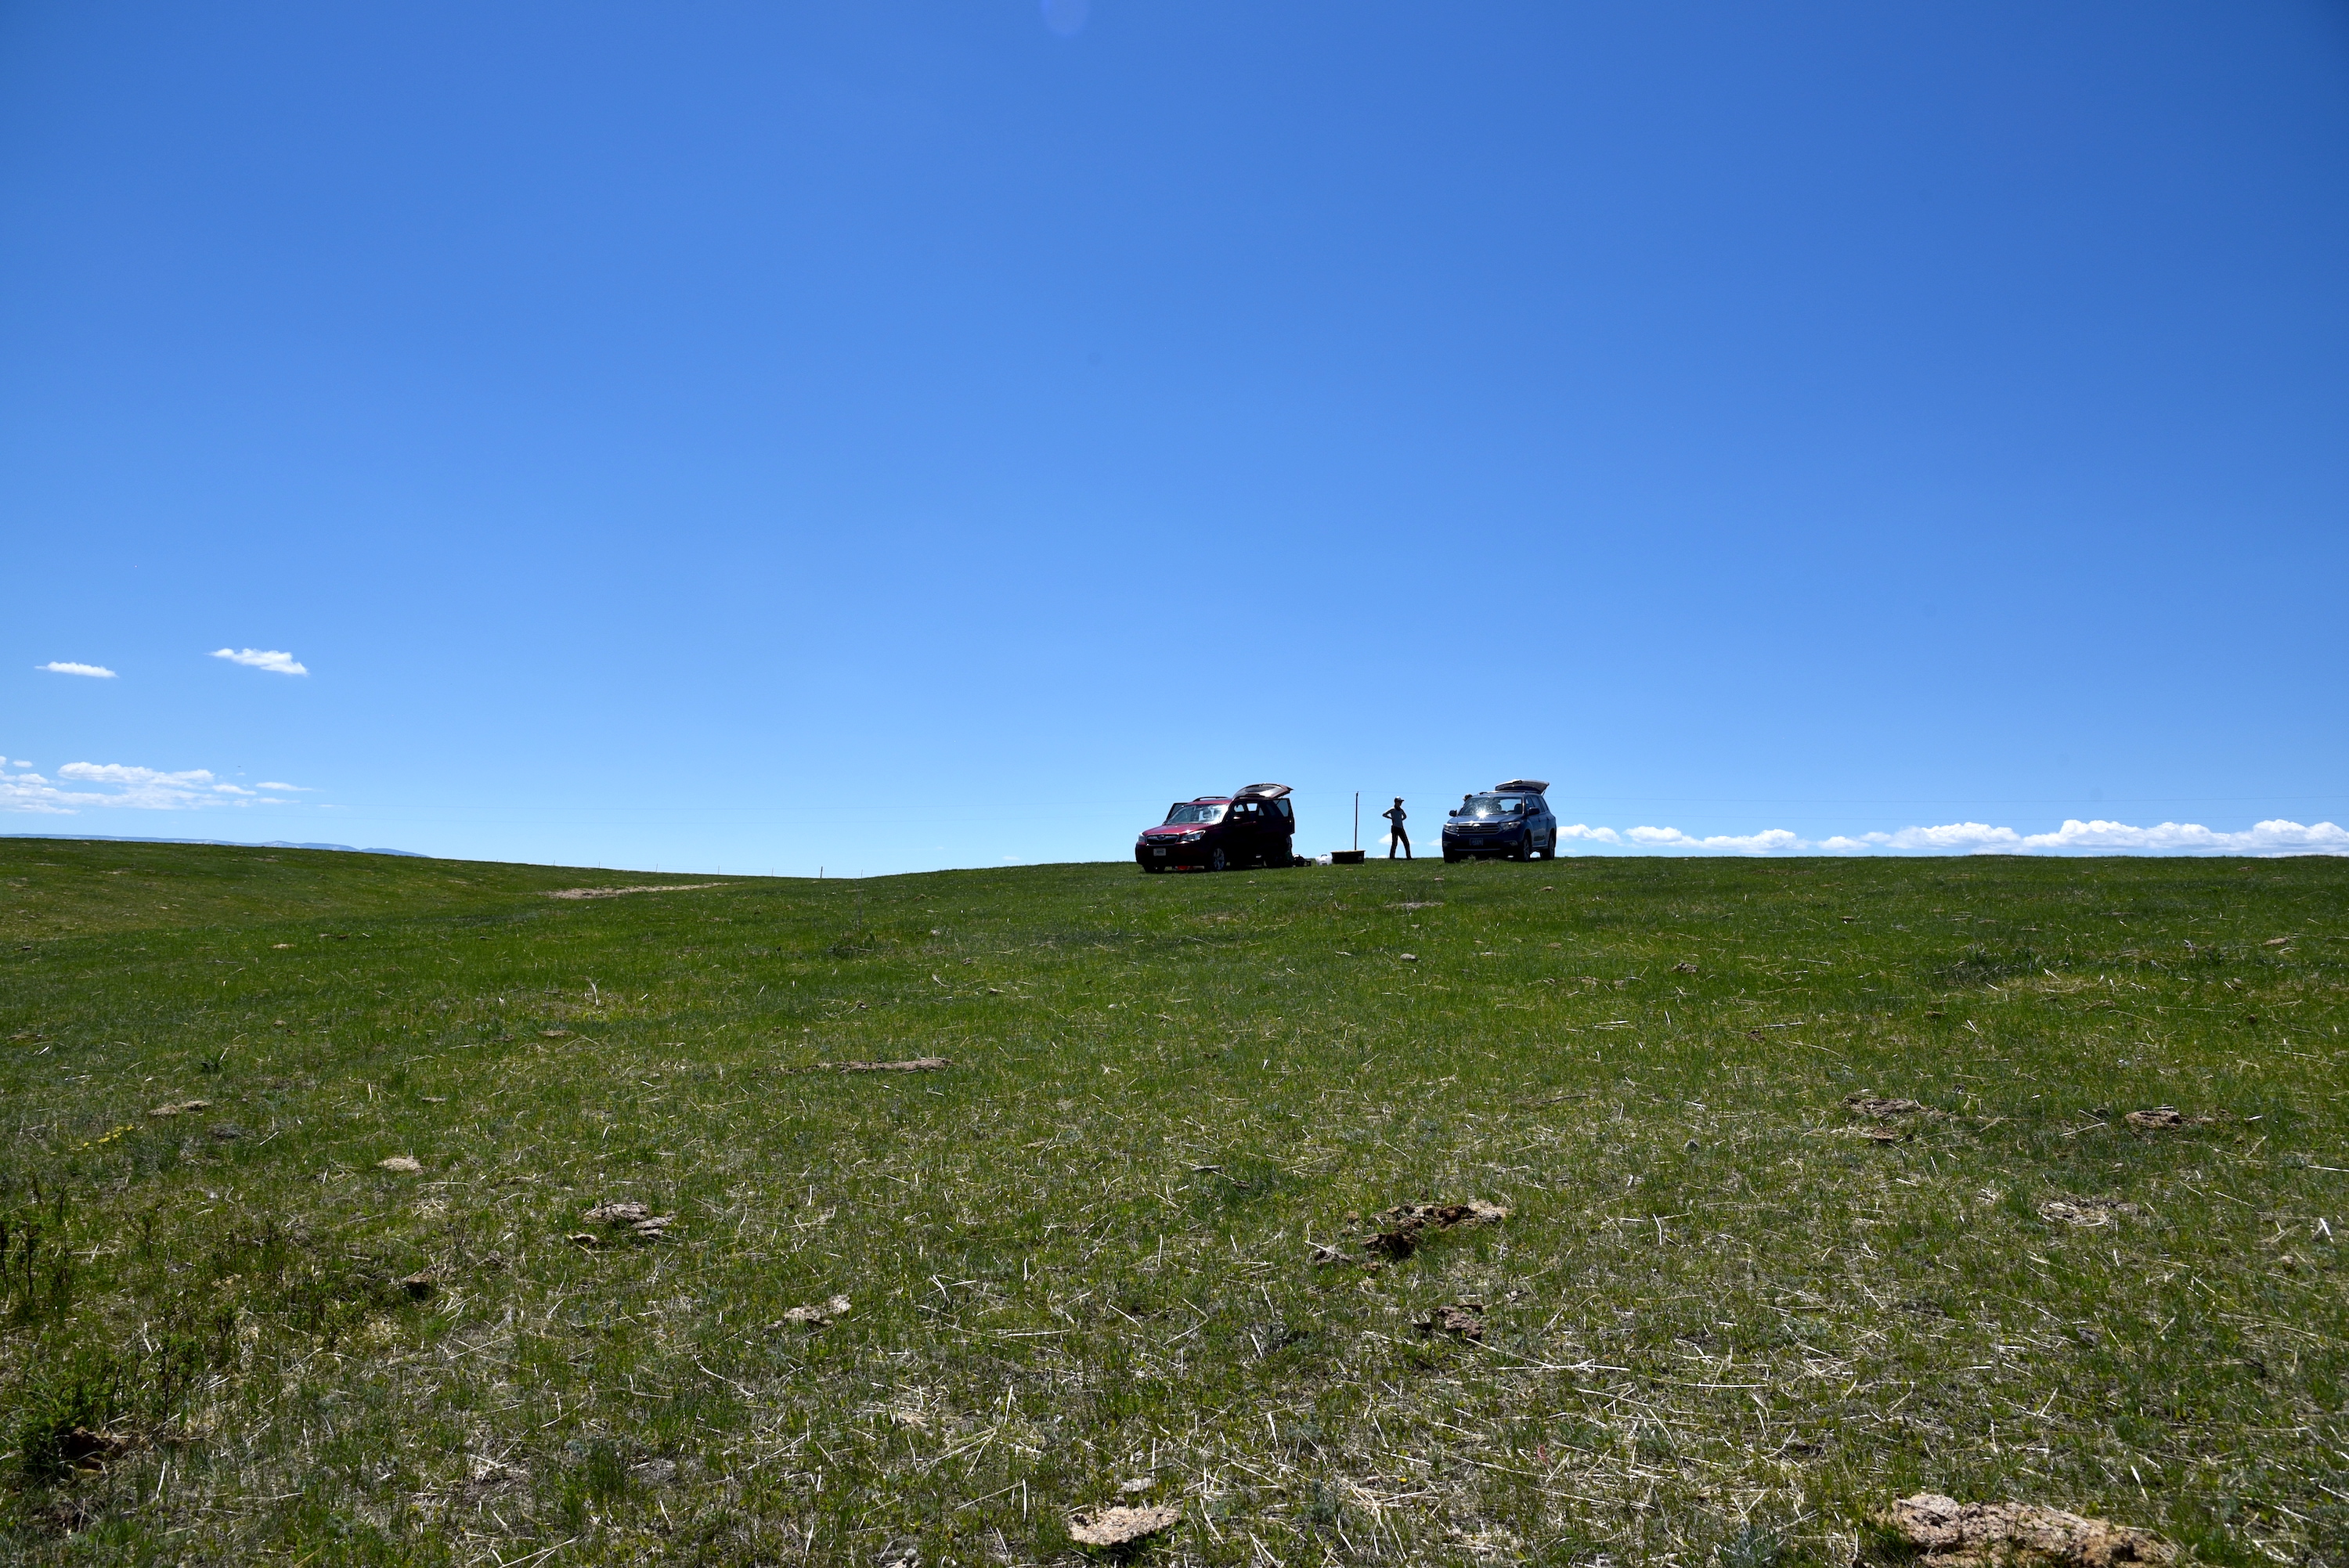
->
580, 1201, 673, 1239
1845, 1093, 1931, 1119
2123, 1108, 2209, 1131
1882, 1493, 2174, 1566
779, 1294, 851, 1328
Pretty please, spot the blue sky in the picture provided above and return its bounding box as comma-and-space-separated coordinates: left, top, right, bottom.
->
5, 2, 2346, 874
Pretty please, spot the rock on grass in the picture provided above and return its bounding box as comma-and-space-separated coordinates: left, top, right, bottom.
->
1067, 1503, 1180, 1548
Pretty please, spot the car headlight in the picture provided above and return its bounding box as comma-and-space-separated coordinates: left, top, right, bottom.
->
1180, 829, 1206, 842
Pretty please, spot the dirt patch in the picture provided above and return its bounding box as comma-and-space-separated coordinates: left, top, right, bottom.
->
377, 1155, 423, 1173
543, 884, 723, 899
778, 1293, 852, 1329
1416, 1301, 1486, 1341
1360, 1200, 1509, 1262
146, 1100, 211, 1118
1880, 1493, 2174, 1566
58, 1426, 139, 1471
2039, 1198, 2136, 1228
1067, 1503, 1181, 1548
401, 1263, 453, 1298
1845, 1093, 1932, 1119
1672, 961, 1698, 974
2123, 1108, 2210, 1131
787, 1057, 952, 1074
579, 1201, 673, 1239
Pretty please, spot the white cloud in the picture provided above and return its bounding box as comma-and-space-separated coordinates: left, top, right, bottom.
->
38, 661, 117, 678
1, 759, 298, 814
2019, 817, 2349, 854
1621, 825, 1805, 854
210, 647, 308, 676
256, 781, 307, 791
1542, 816, 2347, 857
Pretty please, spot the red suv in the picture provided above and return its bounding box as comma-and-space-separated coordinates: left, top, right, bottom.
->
1135, 784, 1296, 872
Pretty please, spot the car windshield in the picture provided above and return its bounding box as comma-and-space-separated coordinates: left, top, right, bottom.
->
1164, 802, 1227, 825
1459, 796, 1525, 819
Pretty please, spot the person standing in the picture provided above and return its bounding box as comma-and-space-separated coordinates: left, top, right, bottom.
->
1382, 797, 1410, 860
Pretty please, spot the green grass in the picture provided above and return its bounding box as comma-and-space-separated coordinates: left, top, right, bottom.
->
1, 838, 2344, 1566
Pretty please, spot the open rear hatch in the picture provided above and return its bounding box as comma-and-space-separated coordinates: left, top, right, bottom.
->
1232, 783, 1293, 801
1492, 779, 1550, 794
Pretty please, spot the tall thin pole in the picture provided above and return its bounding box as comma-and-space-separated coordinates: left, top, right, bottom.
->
1353, 792, 1359, 852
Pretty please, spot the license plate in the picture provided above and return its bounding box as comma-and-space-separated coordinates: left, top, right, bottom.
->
1153, 848, 1167, 856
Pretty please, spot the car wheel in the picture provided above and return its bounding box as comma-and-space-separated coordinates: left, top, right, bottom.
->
1538, 828, 1555, 860
1208, 846, 1228, 873
1514, 831, 1534, 863
1443, 850, 1460, 863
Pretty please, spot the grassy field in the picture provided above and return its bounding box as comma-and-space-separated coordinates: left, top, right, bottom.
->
1, 838, 2343, 1567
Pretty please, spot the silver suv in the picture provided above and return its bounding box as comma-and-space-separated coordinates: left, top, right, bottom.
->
1441, 780, 1558, 862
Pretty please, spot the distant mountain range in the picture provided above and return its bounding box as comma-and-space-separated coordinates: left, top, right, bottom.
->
1, 833, 425, 857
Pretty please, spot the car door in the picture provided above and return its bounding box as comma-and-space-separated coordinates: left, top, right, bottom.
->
1528, 795, 1552, 851
1245, 799, 1275, 861
1225, 799, 1261, 863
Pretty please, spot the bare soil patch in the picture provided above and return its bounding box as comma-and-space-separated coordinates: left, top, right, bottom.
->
543, 884, 723, 899
1881, 1492, 2174, 1566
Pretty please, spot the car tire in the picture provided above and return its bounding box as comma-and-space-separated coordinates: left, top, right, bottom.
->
1443, 850, 1460, 863
1514, 831, 1533, 863
1538, 829, 1555, 860
1208, 846, 1228, 873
